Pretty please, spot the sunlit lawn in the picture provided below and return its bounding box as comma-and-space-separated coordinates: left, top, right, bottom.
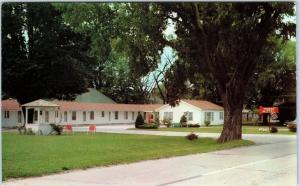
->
155, 125, 295, 135
3, 132, 254, 180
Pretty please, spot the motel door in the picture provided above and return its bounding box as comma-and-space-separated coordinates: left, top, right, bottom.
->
109, 112, 111, 121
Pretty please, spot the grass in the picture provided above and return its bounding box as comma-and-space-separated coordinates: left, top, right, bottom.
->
3, 132, 253, 180
155, 125, 295, 135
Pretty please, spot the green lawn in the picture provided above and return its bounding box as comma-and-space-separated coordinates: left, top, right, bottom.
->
155, 125, 295, 135
3, 132, 253, 180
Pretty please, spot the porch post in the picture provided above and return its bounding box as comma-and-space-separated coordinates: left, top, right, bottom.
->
25, 107, 28, 125
37, 108, 40, 125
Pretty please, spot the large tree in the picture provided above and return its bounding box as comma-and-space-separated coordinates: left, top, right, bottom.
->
2, 3, 95, 104
118, 3, 295, 142
55, 3, 160, 103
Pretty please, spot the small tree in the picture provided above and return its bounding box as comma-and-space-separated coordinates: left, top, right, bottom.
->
154, 112, 160, 127
180, 115, 187, 126
135, 113, 144, 128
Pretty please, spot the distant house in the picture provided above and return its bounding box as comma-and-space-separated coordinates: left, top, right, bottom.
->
1, 98, 224, 128
157, 100, 224, 125
2, 99, 23, 127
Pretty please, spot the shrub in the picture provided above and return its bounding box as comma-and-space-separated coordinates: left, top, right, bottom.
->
26, 128, 35, 135
138, 124, 159, 129
17, 125, 35, 135
181, 124, 200, 128
135, 113, 144, 128
204, 121, 211, 127
50, 123, 64, 135
287, 124, 297, 132
17, 125, 26, 134
180, 115, 187, 126
270, 126, 278, 133
154, 112, 160, 127
186, 133, 198, 140
162, 118, 171, 128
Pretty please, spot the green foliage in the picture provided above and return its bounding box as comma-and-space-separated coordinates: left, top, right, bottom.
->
50, 124, 64, 135
154, 112, 160, 126
135, 113, 144, 128
162, 118, 171, 128
181, 124, 200, 128
3, 3, 96, 104
55, 3, 155, 103
138, 124, 159, 129
17, 125, 26, 135
205, 121, 211, 127
246, 39, 296, 107
180, 115, 187, 125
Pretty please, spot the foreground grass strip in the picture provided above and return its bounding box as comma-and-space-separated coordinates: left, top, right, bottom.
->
3, 132, 254, 180
154, 126, 295, 135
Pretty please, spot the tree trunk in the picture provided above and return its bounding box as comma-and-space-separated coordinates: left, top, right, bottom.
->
218, 94, 243, 143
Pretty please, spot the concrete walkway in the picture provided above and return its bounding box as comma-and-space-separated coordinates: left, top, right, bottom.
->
4, 125, 297, 186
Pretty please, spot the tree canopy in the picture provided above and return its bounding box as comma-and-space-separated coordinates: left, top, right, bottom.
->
3, 3, 96, 104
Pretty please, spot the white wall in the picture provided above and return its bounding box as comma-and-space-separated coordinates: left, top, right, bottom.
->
158, 101, 202, 124
58, 110, 140, 125
158, 102, 224, 125
201, 110, 224, 125
2, 110, 23, 128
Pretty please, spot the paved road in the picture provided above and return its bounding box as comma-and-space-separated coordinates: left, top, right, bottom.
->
4, 125, 297, 186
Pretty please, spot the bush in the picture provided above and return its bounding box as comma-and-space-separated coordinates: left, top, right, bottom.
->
135, 113, 145, 128
26, 128, 35, 135
138, 124, 159, 129
17, 125, 35, 135
50, 123, 64, 135
186, 133, 198, 140
162, 118, 171, 128
181, 124, 200, 128
204, 121, 211, 126
154, 112, 160, 127
180, 115, 187, 126
287, 124, 297, 132
17, 125, 26, 134
270, 126, 278, 133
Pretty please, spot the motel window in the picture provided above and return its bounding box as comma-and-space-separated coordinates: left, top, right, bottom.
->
4, 111, 9, 119
163, 112, 173, 121
220, 112, 224, 120
72, 111, 76, 120
45, 111, 49, 122
64, 111, 67, 122
90, 111, 94, 120
132, 112, 134, 120
124, 111, 128, 120
205, 112, 214, 122
115, 111, 118, 120
83, 111, 86, 121
34, 111, 38, 121
102, 111, 105, 117
184, 112, 193, 121
18, 111, 22, 123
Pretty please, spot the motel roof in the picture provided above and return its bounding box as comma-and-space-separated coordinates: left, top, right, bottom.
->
22, 99, 59, 107
2, 99, 21, 111
53, 101, 163, 112
182, 100, 223, 110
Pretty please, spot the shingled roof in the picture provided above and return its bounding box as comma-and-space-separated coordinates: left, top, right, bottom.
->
182, 100, 223, 110
54, 101, 162, 112
2, 99, 21, 111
